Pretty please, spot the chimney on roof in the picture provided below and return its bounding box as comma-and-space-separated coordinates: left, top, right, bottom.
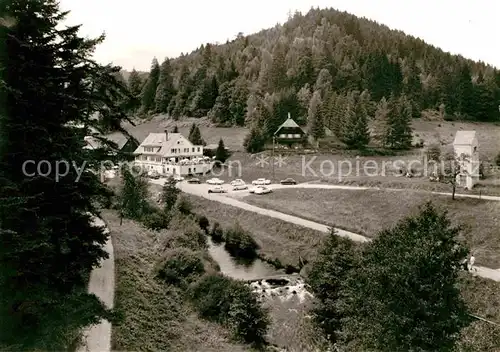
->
164, 129, 168, 140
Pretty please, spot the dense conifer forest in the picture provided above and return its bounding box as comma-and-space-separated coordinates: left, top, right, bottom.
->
123, 8, 500, 150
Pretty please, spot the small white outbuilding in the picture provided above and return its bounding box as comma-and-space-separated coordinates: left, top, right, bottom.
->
452, 131, 479, 190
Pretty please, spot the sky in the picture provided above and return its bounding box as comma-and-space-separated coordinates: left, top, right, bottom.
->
60, 0, 500, 71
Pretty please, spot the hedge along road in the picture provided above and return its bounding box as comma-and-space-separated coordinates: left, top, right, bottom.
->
148, 178, 500, 282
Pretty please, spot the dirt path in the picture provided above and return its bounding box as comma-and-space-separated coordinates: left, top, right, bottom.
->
152, 179, 500, 282
77, 216, 115, 352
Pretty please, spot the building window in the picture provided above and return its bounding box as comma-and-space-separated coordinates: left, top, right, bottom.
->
287, 134, 293, 138
188, 168, 191, 173
197, 147, 200, 152
192, 147, 195, 152
184, 148, 189, 153
294, 134, 301, 138
280, 134, 286, 138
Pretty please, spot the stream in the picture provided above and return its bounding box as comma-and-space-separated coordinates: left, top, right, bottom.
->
206, 236, 282, 280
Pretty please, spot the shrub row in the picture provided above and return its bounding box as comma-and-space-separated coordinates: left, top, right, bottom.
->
188, 273, 269, 347
150, 199, 269, 347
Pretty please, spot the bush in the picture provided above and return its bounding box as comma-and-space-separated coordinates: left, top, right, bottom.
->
427, 144, 441, 161
157, 248, 205, 286
197, 215, 210, 234
176, 195, 193, 215
178, 228, 207, 250
189, 274, 269, 346
210, 221, 224, 243
141, 209, 170, 230
223, 222, 259, 259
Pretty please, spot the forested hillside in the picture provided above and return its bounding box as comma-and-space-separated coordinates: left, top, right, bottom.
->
122, 7, 500, 150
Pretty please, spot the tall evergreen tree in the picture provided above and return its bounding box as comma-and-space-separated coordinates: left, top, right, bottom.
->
188, 123, 205, 145
155, 58, 175, 113
341, 91, 370, 149
140, 58, 160, 112
268, 43, 288, 92
385, 95, 413, 149
307, 230, 358, 345
215, 138, 229, 163
308, 90, 324, 140
345, 203, 471, 351
243, 126, 265, 153
127, 68, 143, 112
120, 167, 150, 219
372, 96, 390, 146
0, 0, 125, 347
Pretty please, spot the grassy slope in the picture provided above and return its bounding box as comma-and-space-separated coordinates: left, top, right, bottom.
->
123, 115, 249, 152
185, 194, 326, 267
183, 194, 500, 351
244, 188, 500, 268
104, 209, 251, 352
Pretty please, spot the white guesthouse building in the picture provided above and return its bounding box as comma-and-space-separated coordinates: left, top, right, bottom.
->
453, 130, 480, 190
133, 130, 213, 176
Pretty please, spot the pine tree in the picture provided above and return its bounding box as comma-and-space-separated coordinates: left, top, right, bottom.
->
228, 79, 249, 126
127, 68, 143, 112
294, 45, 314, 89
215, 138, 229, 163
345, 203, 471, 351
188, 123, 205, 145
308, 90, 324, 140
385, 95, 413, 149
330, 93, 347, 139
307, 230, 358, 345
140, 58, 160, 113
372, 97, 390, 146
121, 168, 150, 219
208, 81, 233, 124
313, 68, 333, 99
243, 127, 265, 153
341, 91, 370, 149
155, 58, 175, 113
160, 176, 180, 212
268, 43, 288, 92
0, 0, 125, 347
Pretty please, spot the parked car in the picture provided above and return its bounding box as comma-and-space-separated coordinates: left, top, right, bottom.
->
173, 175, 184, 182
230, 179, 245, 186
208, 186, 227, 193
252, 178, 271, 185
233, 184, 249, 191
148, 170, 161, 179
254, 186, 272, 195
207, 178, 224, 185
280, 177, 297, 185
249, 185, 266, 193
187, 177, 201, 184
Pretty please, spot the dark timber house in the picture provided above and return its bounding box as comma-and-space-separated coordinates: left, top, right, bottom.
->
273, 113, 307, 147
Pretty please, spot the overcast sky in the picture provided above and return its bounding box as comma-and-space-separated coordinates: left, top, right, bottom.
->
60, 0, 500, 71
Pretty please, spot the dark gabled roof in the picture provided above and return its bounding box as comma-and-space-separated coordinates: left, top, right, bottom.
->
274, 114, 305, 135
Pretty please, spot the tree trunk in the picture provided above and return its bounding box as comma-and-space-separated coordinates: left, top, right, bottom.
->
452, 184, 456, 200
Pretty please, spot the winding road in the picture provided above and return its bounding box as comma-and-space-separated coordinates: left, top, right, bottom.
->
150, 179, 500, 282
77, 216, 115, 352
